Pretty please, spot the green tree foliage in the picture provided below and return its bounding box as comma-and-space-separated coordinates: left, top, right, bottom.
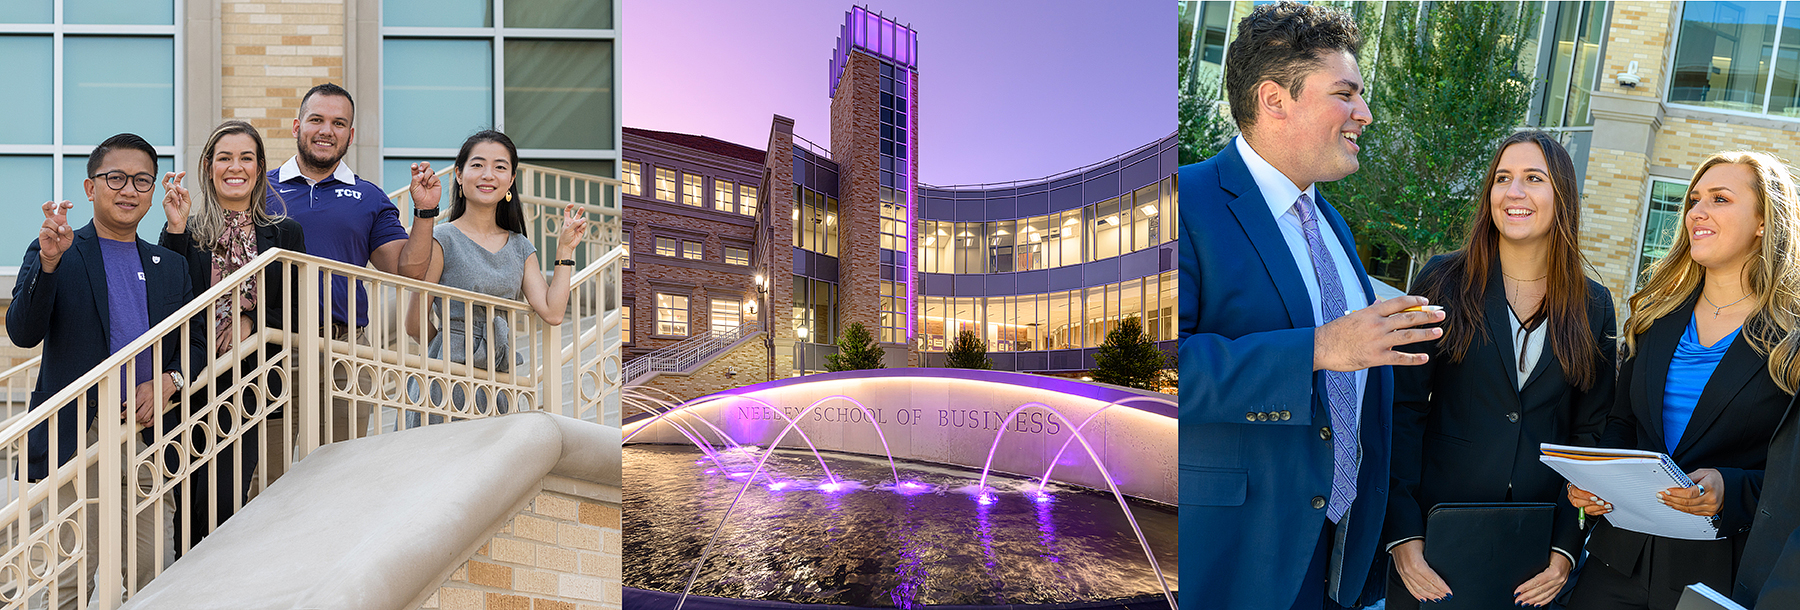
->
944, 329, 993, 370
825, 321, 885, 372
1330, 1, 1538, 282
1091, 317, 1173, 391
1179, 53, 1239, 165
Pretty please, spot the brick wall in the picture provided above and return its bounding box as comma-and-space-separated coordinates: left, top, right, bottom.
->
1580, 147, 1652, 307
220, 0, 348, 163
418, 490, 622, 610
1600, 2, 1674, 101
764, 117, 799, 379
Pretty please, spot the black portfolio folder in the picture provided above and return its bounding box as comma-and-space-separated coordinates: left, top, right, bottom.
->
1421, 502, 1555, 609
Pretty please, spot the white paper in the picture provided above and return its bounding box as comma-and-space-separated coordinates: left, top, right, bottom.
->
1540, 449, 1720, 541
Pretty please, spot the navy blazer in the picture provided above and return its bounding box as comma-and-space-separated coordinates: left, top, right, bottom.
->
1387, 254, 1616, 558
1585, 296, 1790, 607
8, 223, 196, 480
1178, 141, 1393, 608
1735, 392, 1800, 607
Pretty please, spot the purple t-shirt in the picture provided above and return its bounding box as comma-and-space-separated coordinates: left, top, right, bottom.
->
99, 238, 155, 387
266, 168, 407, 326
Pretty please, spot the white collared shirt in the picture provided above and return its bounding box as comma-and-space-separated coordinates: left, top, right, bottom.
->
1234, 135, 1370, 420
276, 156, 357, 186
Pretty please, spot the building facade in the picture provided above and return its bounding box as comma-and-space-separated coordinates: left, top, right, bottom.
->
622, 7, 1178, 387
1183, 0, 1800, 314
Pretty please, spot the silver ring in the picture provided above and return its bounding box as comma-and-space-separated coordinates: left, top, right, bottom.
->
1697, 484, 1707, 496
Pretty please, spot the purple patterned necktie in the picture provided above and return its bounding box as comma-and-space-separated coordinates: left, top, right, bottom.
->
1294, 193, 1360, 523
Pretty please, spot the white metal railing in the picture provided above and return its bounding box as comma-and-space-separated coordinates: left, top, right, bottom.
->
622, 323, 761, 386
0, 164, 623, 608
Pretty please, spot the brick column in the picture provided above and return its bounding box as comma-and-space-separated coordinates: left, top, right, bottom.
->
830, 52, 884, 355
764, 116, 798, 379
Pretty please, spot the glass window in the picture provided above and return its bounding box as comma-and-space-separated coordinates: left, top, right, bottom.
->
1052, 209, 1083, 267
987, 296, 1011, 352
1092, 197, 1123, 260
0, 36, 52, 146
1020, 215, 1049, 270
682, 240, 702, 260
66, 0, 173, 25
724, 246, 749, 266
1133, 184, 1160, 253
1085, 284, 1110, 348
792, 276, 811, 343
64, 36, 175, 148
654, 168, 677, 202
1162, 176, 1177, 245
740, 185, 758, 216
683, 172, 704, 207
621, 304, 632, 344
921, 296, 945, 351
1535, 1, 1608, 127
1669, 1, 1800, 117
922, 221, 952, 273
385, 0, 491, 27
656, 294, 689, 336
504, 39, 614, 150
506, 0, 612, 29
715, 179, 735, 213
1047, 291, 1074, 350
711, 298, 742, 334
1636, 180, 1688, 290
621, 232, 631, 268
953, 222, 983, 274
825, 196, 840, 257
813, 279, 835, 342
383, 38, 493, 149
621, 160, 642, 196
655, 236, 677, 257
988, 220, 1015, 273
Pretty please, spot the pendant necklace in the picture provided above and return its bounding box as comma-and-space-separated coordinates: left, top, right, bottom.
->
1702, 291, 1752, 319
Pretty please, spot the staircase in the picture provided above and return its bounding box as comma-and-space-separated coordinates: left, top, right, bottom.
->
622, 323, 761, 386
0, 164, 626, 609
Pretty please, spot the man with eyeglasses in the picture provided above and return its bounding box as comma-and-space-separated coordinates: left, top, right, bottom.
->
8, 132, 198, 608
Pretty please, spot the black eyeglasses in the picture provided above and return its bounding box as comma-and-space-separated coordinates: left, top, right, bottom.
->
92, 171, 156, 193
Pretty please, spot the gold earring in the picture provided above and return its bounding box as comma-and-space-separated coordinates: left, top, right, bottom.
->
505, 192, 513, 202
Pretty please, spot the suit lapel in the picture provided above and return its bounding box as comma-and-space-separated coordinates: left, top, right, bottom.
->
1483, 263, 1523, 391
1638, 307, 1690, 453
73, 225, 112, 340
1217, 145, 1315, 330
1674, 326, 1763, 458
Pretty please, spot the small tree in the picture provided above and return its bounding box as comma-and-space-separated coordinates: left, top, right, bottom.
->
944, 329, 993, 370
1178, 53, 1238, 165
1091, 317, 1173, 391
825, 321, 885, 372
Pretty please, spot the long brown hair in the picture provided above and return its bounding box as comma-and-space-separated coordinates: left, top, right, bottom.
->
192, 120, 284, 245
1410, 130, 1600, 389
1626, 151, 1800, 392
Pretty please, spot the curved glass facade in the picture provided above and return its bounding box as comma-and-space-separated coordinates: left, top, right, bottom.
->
916, 134, 1177, 370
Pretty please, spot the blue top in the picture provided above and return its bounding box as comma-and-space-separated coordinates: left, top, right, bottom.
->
1664, 315, 1740, 454
99, 238, 154, 388
266, 159, 408, 326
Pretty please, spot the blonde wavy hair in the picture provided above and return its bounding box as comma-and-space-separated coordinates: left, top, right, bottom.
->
1623, 151, 1800, 392
190, 120, 286, 246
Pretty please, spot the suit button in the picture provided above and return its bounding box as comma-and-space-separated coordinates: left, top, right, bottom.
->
1279, 410, 1291, 421
1257, 412, 1269, 421
1246, 412, 1256, 422
1320, 427, 1332, 440
1312, 496, 1327, 509
1507, 412, 1520, 423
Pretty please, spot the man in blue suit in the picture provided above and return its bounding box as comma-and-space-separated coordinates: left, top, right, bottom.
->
1178, 3, 1444, 608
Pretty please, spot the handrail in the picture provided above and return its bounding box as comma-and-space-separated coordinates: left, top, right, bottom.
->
623, 323, 761, 385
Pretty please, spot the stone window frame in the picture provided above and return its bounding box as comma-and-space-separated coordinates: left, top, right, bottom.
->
654, 167, 678, 202
710, 296, 746, 335
723, 246, 750, 266
620, 301, 634, 345
681, 239, 703, 261
714, 177, 737, 214
655, 292, 690, 337
682, 171, 705, 207
1631, 178, 1689, 294
621, 160, 643, 196
654, 236, 678, 258
738, 184, 759, 216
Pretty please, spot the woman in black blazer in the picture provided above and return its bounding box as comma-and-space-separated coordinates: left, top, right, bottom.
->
1567, 151, 1800, 610
1385, 131, 1616, 608
1734, 392, 1800, 608
157, 120, 306, 548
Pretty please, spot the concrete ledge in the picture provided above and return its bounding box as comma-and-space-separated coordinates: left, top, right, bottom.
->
122, 411, 620, 610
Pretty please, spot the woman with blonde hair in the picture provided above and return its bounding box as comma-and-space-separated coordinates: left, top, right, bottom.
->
1568, 151, 1800, 609
158, 119, 306, 545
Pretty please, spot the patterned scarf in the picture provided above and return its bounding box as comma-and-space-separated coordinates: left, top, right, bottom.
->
210, 210, 259, 329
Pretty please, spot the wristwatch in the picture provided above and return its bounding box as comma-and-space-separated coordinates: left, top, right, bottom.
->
414, 207, 441, 218
554, 259, 577, 267
166, 371, 186, 391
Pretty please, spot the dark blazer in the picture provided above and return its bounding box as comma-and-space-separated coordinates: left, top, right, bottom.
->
8, 223, 197, 480
1178, 140, 1393, 609
1386, 254, 1617, 559
1735, 393, 1800, 608
1584, 293, 1790, 607
158, 217, 306, 331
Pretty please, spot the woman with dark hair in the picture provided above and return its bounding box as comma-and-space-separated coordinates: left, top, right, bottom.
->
1384, 131, 1616, 608
403, 130, 585, 417
158, 119, 306, 543
1567, 151, 1800, 610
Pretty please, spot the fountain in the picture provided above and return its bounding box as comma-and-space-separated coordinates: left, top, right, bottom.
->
623, 369, 1179, 609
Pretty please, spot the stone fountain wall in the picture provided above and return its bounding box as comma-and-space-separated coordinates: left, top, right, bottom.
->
623, 369, 1177, 505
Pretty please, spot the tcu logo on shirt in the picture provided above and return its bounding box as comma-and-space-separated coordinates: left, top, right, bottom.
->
335, 189, 363, 200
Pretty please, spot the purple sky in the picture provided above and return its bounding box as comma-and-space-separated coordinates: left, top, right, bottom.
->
622, 0, 1173, 186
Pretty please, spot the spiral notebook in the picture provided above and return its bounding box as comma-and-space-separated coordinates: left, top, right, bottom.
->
1539, 442, 1720, 540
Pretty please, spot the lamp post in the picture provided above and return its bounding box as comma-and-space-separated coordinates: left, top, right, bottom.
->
755, 273, 773, 382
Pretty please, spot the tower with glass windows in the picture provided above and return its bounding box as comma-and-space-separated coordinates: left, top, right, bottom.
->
828, 7, 919, 367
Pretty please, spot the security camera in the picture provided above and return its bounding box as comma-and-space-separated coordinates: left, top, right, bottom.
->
1617, 60, 1641, 89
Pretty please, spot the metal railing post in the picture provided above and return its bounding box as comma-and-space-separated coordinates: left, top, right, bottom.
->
95, 375, 121, 609
297, 257, 323, 457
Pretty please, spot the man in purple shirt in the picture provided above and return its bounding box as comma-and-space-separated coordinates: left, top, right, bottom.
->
266, 83, 436, 447
11, 133, 196, 608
